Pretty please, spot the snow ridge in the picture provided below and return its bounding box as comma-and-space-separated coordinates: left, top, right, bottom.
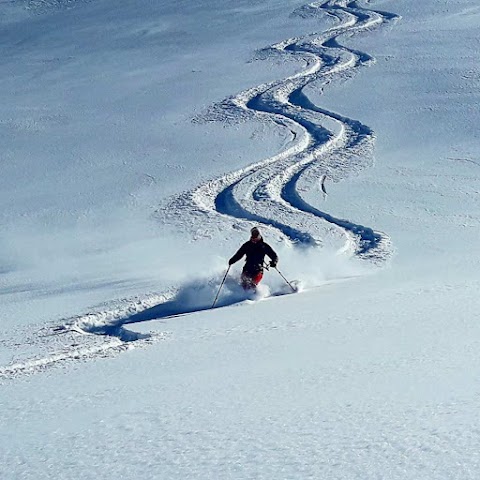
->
158, 0, 399, 262
0, 293, 172, 380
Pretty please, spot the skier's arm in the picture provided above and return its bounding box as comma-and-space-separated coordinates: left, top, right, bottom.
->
229, 244, 247, 265
265, 244, 278, 267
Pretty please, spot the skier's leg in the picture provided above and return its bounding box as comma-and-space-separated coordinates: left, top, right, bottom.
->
251, 271, 263, 286
241, 265, 263, 290
241, 272, 254, 290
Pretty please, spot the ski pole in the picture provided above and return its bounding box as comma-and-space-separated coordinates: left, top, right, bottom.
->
212, 265, 230, 309
274, 266, 296, 292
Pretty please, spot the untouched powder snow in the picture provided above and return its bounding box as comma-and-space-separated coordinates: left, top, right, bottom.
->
2, 0, 480, 478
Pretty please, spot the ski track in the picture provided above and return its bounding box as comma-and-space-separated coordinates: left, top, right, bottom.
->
1, 1, 399, 379
159, 0, 397, 259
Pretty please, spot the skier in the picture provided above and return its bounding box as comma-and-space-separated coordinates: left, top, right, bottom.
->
228, 226, 278, 290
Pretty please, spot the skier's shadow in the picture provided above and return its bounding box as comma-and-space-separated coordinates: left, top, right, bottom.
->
122, 277, 247, 326
123, 300, 204, 324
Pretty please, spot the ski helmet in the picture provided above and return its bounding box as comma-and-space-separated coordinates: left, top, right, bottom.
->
250, 226, 261, 239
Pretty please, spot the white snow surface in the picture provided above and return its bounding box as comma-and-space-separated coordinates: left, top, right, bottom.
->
2, 0, 480, 478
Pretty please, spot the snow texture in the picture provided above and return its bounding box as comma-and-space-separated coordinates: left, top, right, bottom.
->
2, 0, 480, 478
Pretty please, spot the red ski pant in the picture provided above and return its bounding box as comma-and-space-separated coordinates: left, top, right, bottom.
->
241, 271, 263, 289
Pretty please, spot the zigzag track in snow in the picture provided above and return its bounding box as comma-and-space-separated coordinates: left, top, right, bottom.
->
158, 0, 398, 261
0, 1, 399, 379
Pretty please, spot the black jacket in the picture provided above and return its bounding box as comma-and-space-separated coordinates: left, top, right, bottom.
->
229, 240, 278, 273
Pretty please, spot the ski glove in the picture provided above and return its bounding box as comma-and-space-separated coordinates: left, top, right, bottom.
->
270, 260, 277, 268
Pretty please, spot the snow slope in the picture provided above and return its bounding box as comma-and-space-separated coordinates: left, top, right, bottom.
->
1, 0, 394, 374
2, 0, 480, 478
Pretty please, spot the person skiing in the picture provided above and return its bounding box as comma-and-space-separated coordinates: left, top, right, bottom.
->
228, 226, 278, 290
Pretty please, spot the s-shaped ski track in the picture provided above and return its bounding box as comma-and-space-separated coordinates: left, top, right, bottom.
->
158, 0, 398, 263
